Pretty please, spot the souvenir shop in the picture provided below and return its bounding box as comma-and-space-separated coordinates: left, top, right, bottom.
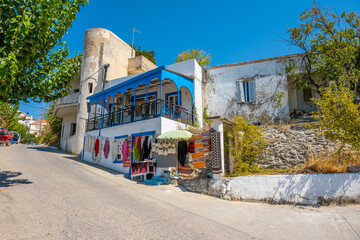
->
83, 129, 222, 184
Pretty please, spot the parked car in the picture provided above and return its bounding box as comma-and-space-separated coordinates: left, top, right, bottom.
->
10, 131, 21, 144
0, 129, 13, 146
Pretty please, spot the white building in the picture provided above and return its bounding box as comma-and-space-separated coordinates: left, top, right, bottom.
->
203, 55, 317, 123
28, 119, 48, 136
55, 28, 202, 156
17, 110, 35, 127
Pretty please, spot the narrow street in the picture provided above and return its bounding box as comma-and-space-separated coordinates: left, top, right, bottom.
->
0, 144, 359, 240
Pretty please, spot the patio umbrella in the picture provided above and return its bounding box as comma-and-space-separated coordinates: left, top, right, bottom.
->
157, 130, 193, 140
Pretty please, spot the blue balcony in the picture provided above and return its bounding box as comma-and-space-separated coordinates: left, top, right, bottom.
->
86, 99, 193, 132
86, 66, 195, 132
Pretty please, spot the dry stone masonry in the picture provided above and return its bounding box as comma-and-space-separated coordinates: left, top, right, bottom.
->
258, 124, 346, 169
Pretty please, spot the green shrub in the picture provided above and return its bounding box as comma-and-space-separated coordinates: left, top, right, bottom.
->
227, 116, 268, 175
312, 80, 360, 151
35, 135, 44, 145
22, 133, 36, 144
43, 131, 57, 145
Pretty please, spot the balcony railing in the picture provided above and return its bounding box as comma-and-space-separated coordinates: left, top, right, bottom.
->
56, 92, 80, 105
86, 99, 193, 132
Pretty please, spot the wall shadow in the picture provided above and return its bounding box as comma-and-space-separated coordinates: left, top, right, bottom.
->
0, 170, 32, 188
271, 173, 360, 205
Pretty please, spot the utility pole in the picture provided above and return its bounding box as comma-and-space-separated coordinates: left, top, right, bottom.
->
39, 101, 44, 135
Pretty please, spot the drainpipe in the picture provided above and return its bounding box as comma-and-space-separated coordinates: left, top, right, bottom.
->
102, 64, 110, 91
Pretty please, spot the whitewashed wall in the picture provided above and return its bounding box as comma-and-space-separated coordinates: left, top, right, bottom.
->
60, 113, 78, 154
167, 60, 203, 128
204, 59, 292, 123
82, 117, 186, 174
208, 173, 360, 205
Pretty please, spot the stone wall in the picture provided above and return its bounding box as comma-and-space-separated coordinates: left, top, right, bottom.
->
258, 124, 344, 169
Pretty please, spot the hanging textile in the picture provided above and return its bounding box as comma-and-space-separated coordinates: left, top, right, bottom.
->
99, 137, 104, 162
192, 134, 205, 168
201, 131, 211, 153
142, 136, 150, 160
148, 137, 153, 158
111, 139, 124, 161
178, 157, 190, 175
211, 129, 222, 174
188, 138, 195, 153
92, 137, 102, 163
131, 162, 148, 177
133, 137, 140, 162
104, 139, 110, 159
111, 139, 118, 161
138, 136, 144, 161
178, 140, 188, 166
122, 140, 128, 162
90, 136, 95, 155
123, 138, 132, 167
94, 138, 100, 157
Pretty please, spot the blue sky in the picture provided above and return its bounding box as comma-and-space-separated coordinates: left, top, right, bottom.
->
20, 0, 360, 118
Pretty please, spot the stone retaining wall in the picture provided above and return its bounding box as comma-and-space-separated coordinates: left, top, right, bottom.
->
258, 125, 345, 169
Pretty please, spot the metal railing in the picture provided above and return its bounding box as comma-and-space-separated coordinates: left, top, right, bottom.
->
86, 99, 193, 132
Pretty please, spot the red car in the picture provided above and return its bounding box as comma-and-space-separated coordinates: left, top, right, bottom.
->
0, 129, 12, 146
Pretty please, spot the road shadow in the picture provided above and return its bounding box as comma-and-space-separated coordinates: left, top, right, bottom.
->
63, 156, 125, 177
0, 170, 32, 188
27, 146, 64, 155
28, 145, 128, 177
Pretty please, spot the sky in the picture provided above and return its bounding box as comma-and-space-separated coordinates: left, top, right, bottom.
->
19, 0, 360, 118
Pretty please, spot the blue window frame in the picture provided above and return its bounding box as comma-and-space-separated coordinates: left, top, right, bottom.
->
165, 91, 182, 105
236, 80, 256, 103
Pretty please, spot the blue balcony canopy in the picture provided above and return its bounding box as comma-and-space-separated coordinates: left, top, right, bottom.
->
87, 66, 194, 104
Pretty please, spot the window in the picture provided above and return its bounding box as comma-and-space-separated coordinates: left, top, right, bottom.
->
88, 83, 93, 93
70, 123, 76, 136
303, 89, 312, 103
236, 80, 256, 103
74, 88, 80, 93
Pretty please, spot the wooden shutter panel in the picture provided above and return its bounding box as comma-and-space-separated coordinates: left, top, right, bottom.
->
236, 81, 242, 103
249, 80, 256, 102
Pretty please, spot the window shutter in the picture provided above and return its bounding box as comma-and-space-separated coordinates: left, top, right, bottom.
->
249, 80, 256, 102
236, 81, 242, 103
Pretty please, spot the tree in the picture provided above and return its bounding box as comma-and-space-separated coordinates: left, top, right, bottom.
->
130, 45, 157, 65
286, 2, 360, 94
312, 79, 360, 151
0, 101, 18, 128
46, 102, 62, 135
287, 2, 360, 151
0, 0, 88, 103
175, 49, 212, 67
11, 122, 28, 139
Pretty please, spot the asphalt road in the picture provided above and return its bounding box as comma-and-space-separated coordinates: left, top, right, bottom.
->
0, 144, 359, 240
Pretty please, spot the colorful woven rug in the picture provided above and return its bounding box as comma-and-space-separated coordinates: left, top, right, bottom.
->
123, 138, 132, 167
178, 158, 190, 175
